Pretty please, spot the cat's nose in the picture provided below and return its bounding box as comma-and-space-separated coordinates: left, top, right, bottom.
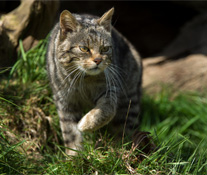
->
94, 57, 103, 65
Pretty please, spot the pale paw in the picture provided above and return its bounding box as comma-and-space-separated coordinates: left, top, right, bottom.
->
78, 117, 92, 132
65, 149, 78, 156
77, 115, 96, 132
77, 119, 86, 132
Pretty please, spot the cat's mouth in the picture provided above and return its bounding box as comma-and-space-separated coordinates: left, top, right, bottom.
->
86, 66, 104, 75
84, 61, 109, 76
89, 67, 99, 70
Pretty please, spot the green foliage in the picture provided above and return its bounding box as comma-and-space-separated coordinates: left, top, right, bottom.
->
0, 37, 207, 174
141, 90, 207, 148
10, 38, 48, 85
0, 135, 26, 174
140, 91, 207, 174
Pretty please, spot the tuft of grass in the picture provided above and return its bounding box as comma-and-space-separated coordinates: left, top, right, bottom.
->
0, 37, 207, 174
10, 38, 48, 85
140, 90, 207, 174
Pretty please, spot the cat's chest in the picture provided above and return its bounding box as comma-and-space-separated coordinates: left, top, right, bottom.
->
66, 81, 105, 107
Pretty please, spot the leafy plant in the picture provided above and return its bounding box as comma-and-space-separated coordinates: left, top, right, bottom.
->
10, 38, 48, 85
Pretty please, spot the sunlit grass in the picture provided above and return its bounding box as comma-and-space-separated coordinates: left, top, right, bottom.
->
0, 37, 207, 174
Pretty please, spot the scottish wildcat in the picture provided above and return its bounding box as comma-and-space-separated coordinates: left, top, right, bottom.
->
46, 8, 142, 155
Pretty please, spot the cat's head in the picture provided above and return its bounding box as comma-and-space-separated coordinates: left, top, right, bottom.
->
57, 8, 114, 76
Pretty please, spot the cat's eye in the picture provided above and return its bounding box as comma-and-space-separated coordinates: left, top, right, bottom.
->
79, 46, 89, 52
100, 46, 110, 53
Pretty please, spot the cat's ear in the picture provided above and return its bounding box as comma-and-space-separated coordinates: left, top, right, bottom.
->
60, 10, 80, 39
97, 8, 114, 32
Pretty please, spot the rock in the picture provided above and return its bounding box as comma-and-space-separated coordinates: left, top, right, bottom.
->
143, 54, 207, 93
0, 0, 59, 68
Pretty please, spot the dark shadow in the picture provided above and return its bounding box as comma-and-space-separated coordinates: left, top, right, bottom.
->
58, 1, 198, 58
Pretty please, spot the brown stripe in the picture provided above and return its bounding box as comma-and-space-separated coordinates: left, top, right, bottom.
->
59, 118, 73, 122
62, 130, 72, 135
64, 135, 76, 144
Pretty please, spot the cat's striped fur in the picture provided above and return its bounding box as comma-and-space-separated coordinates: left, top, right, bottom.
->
46, 8, 142, 155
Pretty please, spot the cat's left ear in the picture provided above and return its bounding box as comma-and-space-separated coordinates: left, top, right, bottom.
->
60, 10, 80, 39
97, 8, 114, 32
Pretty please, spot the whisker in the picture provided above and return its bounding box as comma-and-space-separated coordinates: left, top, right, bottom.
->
57, 66, 79, 90
105, 68, 118, 104
69, 70, 82, 90
79, 71, 87, 99
104, 69, 111, 99
110, 64, 127, 76
108, 66, 128, 98
63, 70, 82, 97
56, 65, 82, 98
65, 65, 78, 72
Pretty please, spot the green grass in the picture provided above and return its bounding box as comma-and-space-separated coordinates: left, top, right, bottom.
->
0, 38, 207, 174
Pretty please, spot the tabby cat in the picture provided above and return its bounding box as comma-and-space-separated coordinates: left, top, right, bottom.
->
46, 8, 142, 155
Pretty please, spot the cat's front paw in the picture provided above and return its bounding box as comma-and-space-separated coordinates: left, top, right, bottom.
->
77, 116, 89, 132
77, 110, 99, 132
